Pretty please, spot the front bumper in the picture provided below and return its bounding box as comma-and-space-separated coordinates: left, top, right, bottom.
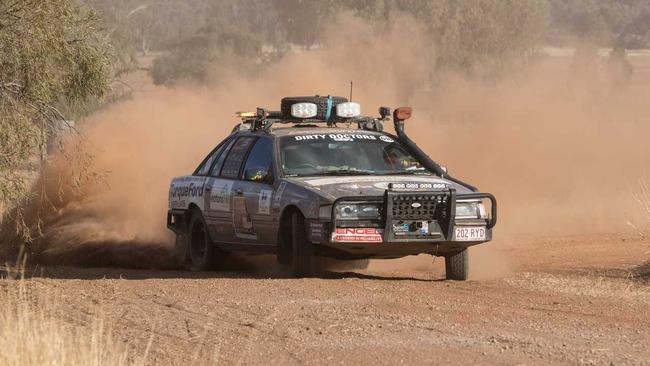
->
308, 189, 497, 258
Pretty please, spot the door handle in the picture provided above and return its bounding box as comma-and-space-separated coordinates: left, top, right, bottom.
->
235, 189, 243, 195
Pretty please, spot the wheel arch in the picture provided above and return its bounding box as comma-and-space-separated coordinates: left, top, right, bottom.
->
278, 205, 303, 240
276, 205, 304, 262
181, 203, 202, 231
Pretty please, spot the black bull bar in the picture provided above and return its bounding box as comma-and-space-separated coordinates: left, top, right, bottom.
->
330, 190, 497, 241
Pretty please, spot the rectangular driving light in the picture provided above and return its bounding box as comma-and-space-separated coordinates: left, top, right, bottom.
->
291, 103, 318, 118
336, 102, 361, 118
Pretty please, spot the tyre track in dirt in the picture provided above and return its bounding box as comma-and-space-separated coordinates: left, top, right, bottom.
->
2, 233, 649, 365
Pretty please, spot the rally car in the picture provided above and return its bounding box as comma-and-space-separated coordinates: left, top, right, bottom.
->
167, 95, 497, 280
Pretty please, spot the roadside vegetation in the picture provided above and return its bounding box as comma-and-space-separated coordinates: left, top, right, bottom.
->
0, 277, 133, 366
0, 0, 112, 241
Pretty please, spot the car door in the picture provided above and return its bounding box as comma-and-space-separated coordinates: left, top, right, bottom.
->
232, 137, 276, 245
200, 136, 234, 243
204, 135, 255, 244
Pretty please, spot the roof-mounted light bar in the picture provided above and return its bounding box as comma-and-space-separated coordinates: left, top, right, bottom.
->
336, 102, 361, 118
291, 103, 318, 118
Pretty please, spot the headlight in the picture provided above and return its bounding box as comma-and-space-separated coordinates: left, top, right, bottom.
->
455, 201, 486, 219
335, 203, 381, 220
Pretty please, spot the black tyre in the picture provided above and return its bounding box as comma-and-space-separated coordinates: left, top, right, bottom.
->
187, 211, 223, 271
276, 215, 292, 266
280, 95, 348, 121
445, 249, 469, 281
173, 232, 190, 268
290, 212, 315, 277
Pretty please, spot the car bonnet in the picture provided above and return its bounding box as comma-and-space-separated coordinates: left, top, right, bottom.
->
288, 175, 474, 198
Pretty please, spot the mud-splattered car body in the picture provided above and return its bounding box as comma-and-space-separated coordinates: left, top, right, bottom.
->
167, 99, 497, 279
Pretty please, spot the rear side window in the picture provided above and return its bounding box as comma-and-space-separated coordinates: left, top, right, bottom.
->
209, 137, 237, 176
194, 139, 232, 175
242, 138, 273, 177
220, 136, 255, 178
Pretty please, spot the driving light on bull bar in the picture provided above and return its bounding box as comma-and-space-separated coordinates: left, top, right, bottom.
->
455, 201, 486, 219
335, 202, 381, 220
336, 102, 361, 118
291, 103, 318, 118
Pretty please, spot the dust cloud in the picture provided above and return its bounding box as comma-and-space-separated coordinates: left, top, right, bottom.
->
12, 15, 650, 275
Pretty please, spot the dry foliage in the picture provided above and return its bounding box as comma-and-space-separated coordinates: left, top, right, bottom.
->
0, 280, 135, 366
0, 0, 113, 260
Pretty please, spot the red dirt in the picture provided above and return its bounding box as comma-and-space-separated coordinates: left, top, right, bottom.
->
3, 233, 649, 365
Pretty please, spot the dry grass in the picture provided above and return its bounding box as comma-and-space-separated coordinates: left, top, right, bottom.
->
0, 278, 135, 366
628, 177, 650, 237
504, 272, 650, 303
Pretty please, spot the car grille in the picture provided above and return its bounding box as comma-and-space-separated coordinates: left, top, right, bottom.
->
387, 192, 450, 220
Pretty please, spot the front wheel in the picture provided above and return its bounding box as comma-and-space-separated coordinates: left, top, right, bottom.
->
445, 249, 469, 280
290, 212, 315, 277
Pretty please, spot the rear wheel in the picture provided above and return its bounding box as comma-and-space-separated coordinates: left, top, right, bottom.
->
290, 212, 315, 277
186, 211, 224, 271
173, 232, 190, 268
445, 249, 469, 280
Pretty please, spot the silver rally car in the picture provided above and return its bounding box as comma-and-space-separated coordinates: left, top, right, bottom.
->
167, 96, 497, 279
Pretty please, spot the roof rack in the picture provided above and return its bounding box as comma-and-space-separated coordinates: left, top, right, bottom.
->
234, 106, 392, 133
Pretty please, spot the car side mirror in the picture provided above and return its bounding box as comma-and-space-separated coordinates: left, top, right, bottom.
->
440, 165, 448, 175
244, 167, 271, 183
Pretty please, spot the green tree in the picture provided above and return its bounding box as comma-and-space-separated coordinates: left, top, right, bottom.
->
0, 0, 112, 234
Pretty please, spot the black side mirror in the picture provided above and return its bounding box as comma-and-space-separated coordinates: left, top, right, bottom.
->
244, 167, 271, 183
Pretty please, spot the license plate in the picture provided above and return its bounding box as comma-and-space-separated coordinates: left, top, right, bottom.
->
454, 226, 486, 241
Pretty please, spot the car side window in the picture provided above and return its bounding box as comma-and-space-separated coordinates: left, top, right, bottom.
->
209, 137, 236, 176
195, 147, 221, 176
242, 138, 273, 181
220, 136, 256, 179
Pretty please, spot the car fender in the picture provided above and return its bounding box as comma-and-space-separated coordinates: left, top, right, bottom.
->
275, 180, 332, 220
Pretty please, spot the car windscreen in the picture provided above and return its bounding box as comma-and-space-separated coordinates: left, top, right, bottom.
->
280, 133, 432, 177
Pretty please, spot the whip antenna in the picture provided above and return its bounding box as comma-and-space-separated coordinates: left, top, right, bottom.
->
349, 81, 353, 102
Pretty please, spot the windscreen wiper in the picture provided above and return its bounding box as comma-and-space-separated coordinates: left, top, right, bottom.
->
379, 170, 431, 175
306, 169, 376, 176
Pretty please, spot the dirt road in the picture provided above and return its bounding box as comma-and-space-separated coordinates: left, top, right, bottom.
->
2, 233, 649, 365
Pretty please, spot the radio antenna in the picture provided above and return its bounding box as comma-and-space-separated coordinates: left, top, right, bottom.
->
349, 81, 353, 102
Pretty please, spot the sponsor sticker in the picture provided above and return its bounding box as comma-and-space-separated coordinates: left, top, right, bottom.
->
390, 182, 447, 190
169, 181, 205, 200
420, 221, 429, 235
379, 135, 394, 143
272, 182, 287, 208
392, 223, 410, 233
294, 134, 378, 142
170, 199, 186, 209
332, 228, 383, 243
233, 196, 256, 239
169, 177, 206, 210
208, 180, 233, 211
309, 222, 325, 243
258, 189, 272, 215
304, 176, 450, 187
